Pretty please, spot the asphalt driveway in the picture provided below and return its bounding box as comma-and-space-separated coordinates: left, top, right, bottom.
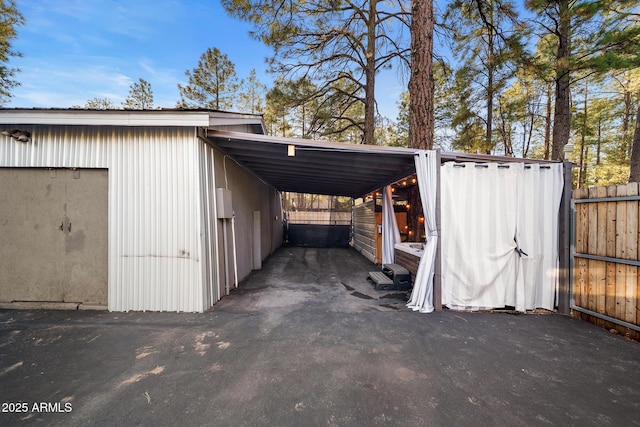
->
1, 247, 639, 426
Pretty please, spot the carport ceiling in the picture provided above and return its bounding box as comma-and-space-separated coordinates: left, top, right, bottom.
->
207, 130, 418, 198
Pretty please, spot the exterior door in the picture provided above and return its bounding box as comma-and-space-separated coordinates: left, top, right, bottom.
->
0, 168, 108, 306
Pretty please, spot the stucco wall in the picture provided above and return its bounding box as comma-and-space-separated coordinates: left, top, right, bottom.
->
0, 168, 108, 306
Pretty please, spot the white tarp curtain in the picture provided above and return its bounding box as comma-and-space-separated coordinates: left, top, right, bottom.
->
441, 162, 564, 312
407, 150, 438, 313
382, 186, 401, 265
516, 164, 565, 310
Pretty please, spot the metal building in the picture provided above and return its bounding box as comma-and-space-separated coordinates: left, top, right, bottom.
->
0, 109, 282, 312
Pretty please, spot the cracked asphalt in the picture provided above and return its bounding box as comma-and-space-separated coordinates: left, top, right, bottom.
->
1, 247, 639, 426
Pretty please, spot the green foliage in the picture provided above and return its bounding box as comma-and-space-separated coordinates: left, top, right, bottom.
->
443, 0, 528, 153
237, 69, 266, 114
80, 98, 117, 110
221, 0, 411, 144
0, 0, 24, 105
264, 74, 365, 142
448, 67, 488, 153
177, 47, 239, 110
526, 0, 640, 159
564, 73, 638, 187
123, 78, 154, 110
394, 61, 455, 149
264, 76, 293, 137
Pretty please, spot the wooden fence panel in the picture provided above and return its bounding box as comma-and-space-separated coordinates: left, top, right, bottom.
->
605, 185, 618, 325
573, 184, 640, 339
595, 186, 607, 322
626, 184, 638, 325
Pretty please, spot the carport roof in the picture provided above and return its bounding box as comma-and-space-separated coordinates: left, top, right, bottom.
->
207, 130, 419, 198
206, 130, 559, 198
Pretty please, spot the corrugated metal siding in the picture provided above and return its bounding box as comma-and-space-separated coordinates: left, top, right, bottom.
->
109, 128, 203, 312
0, 125, 109, 168
199, 141, 220, 308
352, 200, 376, 263
0, 125, 206, 312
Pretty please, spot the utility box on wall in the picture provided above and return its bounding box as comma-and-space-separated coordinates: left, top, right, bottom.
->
216, 188, 233, 219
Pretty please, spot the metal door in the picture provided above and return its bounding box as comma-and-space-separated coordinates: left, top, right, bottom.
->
0, 168, 108, 306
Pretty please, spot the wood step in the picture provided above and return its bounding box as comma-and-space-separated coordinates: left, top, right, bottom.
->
367, 271, 395, 291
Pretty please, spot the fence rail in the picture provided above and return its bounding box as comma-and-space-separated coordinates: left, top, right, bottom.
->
572, 184, 640, 339
286, 210, 351, 225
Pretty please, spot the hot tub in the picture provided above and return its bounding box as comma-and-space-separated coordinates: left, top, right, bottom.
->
394, 242, 425, 257
393, 242, 425, 280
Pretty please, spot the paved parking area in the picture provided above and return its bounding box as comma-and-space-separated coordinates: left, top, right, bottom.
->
1, 247, 639, 426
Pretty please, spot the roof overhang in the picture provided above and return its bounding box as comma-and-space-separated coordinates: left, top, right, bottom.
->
207, 130, 419, 198
206, 130, 561, 198
0, 108, 265, 131
1, 108, 558, 199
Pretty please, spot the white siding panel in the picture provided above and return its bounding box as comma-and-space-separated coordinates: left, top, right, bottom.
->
0, 125, 109, 168
199, 141, 220, 307
353, 200, 376, 263
109, 128, 203, 312
0, 125, 205, 312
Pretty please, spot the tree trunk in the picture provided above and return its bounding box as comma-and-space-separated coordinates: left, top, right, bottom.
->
578, 82, 588, 187
409, 0, 435, 150
485, 22, 494, 155
551, 0, 571, 161
623, 88, 632, 156
544, 83, 553, 160
628, 97, 640, 182
363, 0, 378, 145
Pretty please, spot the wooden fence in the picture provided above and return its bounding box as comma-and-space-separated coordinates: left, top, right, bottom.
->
573, 184, 640, 340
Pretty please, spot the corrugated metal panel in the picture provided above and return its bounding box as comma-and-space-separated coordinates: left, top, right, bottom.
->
352, 200, 376, 263
0, 125, 206, 312
199, 141, 221, 308
109, 127, 203, 312
0, 125, 109, 168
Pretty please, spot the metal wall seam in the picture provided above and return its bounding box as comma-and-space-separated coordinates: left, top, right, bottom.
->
197, 140, 220, 309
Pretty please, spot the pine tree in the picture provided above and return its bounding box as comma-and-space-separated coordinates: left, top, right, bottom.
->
177, 47, 239, 110
444, 0, 527, 154
221, 0, 410, 144
83, 98, 117, 110
527, 0, 640, 160
0, 0, 24, 105
237, 69, 266, 115
409, 0, 435, 149
123, 78, 154, 110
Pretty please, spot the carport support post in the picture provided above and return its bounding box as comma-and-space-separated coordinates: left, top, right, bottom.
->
434, 150, 442, 311
557, 160, 573, 315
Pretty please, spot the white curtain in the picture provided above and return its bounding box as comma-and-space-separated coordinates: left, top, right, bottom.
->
440, 162, 564, 312
382, 185, 401, 265
516, 164, 564, 311
441, 163, 523, 310
407, 150, 438, 313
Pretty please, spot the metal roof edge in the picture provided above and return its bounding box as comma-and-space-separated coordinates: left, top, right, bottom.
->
0, 109, 264, 129
439, 151, 561, 164
207, 129, 419, 156
208, 131, 560, 164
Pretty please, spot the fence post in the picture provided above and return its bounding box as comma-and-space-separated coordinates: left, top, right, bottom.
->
557, 160, 573, 314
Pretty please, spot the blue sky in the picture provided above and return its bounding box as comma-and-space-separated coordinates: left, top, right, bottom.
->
7, 0, 405, 119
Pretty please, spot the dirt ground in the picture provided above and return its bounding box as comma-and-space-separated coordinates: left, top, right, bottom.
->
1, 247, 639, 426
